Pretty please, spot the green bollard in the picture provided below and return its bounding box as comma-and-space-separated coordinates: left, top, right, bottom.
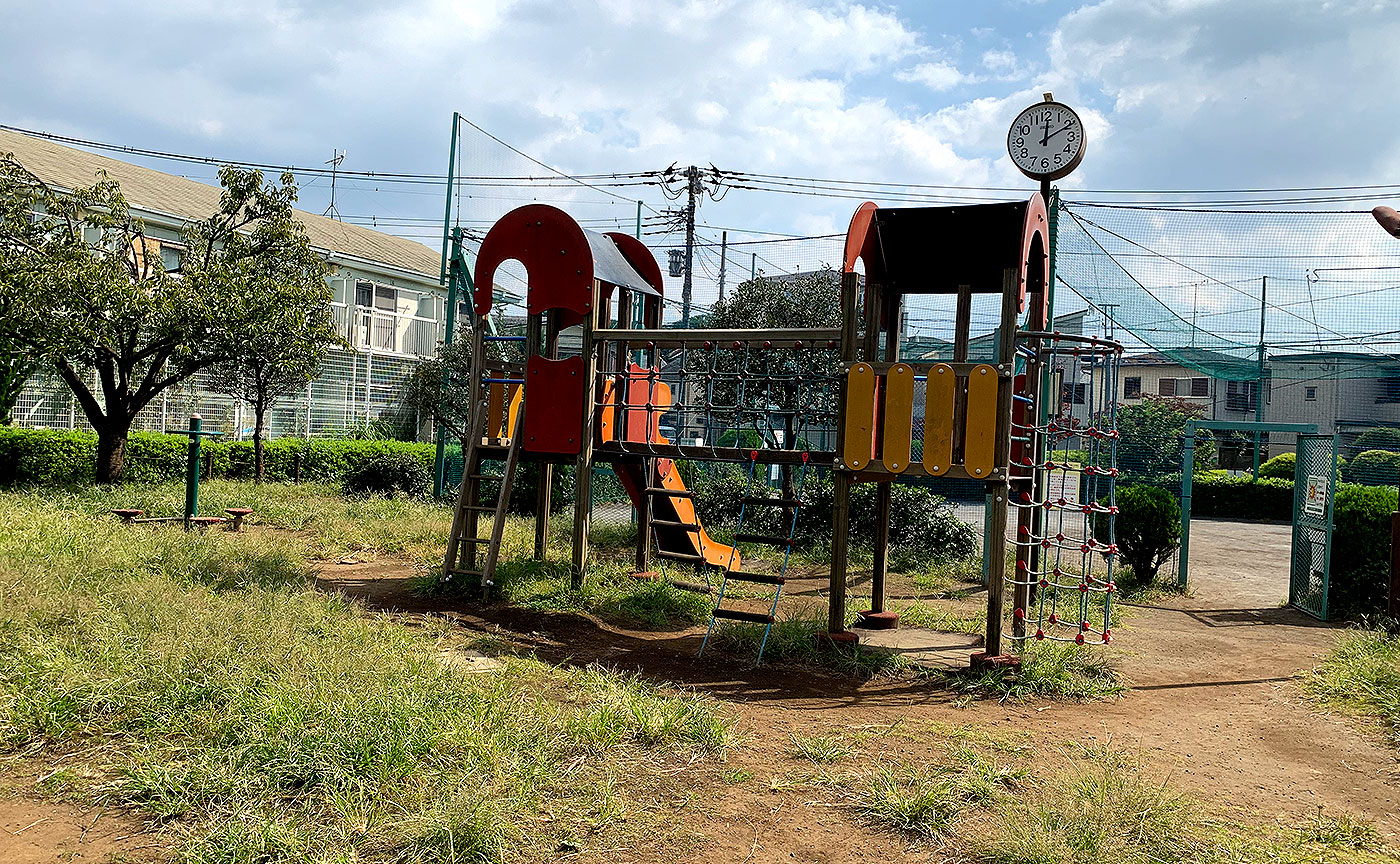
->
184, 414, 202, 530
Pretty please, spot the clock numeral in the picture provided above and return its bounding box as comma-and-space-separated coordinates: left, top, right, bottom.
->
1019, 148, 1028, 158
1041, 157, 1049, 169
1064, 143, 1073, 153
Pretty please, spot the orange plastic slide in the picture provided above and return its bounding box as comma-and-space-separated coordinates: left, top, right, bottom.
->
601, 365, 740, 571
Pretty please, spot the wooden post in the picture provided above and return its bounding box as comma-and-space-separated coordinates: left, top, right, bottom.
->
871, 290, 902, 619
827, 271, 861, 636
1390, 510, 1400, 619
636, 457, 653, 573
983, 268, 1021, 659
571, 282, 601, 589
830, 472, 852, 634
534, 313, 558, 561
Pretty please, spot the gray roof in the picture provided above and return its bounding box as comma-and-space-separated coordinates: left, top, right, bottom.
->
0, 128, 441, 280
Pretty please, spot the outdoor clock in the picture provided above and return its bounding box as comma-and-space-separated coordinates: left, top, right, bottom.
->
1007, 97, 1085, 181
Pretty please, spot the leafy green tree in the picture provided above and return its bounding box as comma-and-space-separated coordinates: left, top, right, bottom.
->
206, 271, 341, 482
702, 269, 842, 507
1114, 395, 1210, 477
0, 155, 327, 481
0, 152, 47, 424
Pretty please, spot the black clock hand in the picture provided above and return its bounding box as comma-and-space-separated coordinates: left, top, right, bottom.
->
1040, 119, 1051, 147
1044, 122, 1074, 144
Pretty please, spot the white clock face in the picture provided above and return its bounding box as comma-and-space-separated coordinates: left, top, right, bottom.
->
1008, 101, 1085, 181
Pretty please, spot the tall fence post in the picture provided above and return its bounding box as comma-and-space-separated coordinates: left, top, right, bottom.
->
1179, 428, 1195, 590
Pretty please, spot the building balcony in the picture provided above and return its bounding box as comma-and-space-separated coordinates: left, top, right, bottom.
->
331, 302, 441, 359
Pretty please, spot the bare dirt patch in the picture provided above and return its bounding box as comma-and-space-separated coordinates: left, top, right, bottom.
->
0, 796, 160, 863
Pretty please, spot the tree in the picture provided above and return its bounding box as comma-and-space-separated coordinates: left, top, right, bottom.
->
206, 273, 341, 482
703, 269, 842, 505
0, 156, 327, 481
1114, 395, 1210, 477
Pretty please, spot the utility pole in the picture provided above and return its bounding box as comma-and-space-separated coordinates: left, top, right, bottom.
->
681, 165, 699, 325
717, 230, 728, 302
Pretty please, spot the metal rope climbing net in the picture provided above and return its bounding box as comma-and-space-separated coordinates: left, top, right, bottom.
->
1010, 332, 1123, 645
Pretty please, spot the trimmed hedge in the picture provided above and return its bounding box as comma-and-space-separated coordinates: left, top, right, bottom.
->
1329, 484, 1396, 619
1188, 475, 1295, 521
1345, 449, 1400, 486
0, 426, 433, 487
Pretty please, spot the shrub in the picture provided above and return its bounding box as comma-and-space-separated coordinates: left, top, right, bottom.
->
1329, 484, 1397, 618
1351, 427, 1400, 454
1189, 475, 1294, 520
1259, 452, 1296, 480
1101, 484, 1180, 585
796, 476, 977, 567
0, 427, 436, 489
1346, 450, 1400, 486
341, 450, 432, 497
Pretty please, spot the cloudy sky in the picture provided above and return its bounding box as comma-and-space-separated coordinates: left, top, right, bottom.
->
3, 1, 1399, 338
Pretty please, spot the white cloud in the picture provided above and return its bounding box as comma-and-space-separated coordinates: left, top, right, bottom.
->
895, 61, 969, 91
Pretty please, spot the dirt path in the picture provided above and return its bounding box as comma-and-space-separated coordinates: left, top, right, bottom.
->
310, 516, 1400, 860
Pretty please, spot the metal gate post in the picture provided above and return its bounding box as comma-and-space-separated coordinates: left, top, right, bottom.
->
1179, 427, 1195, 590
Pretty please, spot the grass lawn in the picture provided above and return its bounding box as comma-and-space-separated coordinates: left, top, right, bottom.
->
0, 482, 1393, 863
0, 487, 732, 862
1304, 624, 1400, 748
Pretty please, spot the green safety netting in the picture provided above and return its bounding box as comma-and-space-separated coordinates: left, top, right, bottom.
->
1057, 202, 1400, 381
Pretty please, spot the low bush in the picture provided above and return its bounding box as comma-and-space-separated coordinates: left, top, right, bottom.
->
0, 426, 434, 487
1351, 427, 1400, 453
1259, 452, 1296, 480
1329, 484, 1397, 618
1097, 484, 1181, 584
1346, 450, 1400, 486
341, 449, 432, 497
1189, 474, 1294, 520
796, 476, 977, 568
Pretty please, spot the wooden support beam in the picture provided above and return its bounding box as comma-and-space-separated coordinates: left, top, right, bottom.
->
983, 269, 1020, 658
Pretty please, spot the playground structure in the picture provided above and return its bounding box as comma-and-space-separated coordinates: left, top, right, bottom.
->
444, 196, 1121, 663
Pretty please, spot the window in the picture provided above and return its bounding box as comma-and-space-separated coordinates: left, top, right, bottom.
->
1226, 380, 1262, 412
1157, 377, 1176, 397
1124, 376, 1141, 398
1191, 377, 1209, 398
355, 280, 373, 307
1305, 386, 1317, 401
1377, 377, 1400, 404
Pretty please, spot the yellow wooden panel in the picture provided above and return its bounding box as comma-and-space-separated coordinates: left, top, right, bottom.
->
881, 363, 914, 473
964, 364, 999, 478
486, 382, 505, 439
506, 384, 523, 439
922, 364, 955, 476
842, 363, 877, 471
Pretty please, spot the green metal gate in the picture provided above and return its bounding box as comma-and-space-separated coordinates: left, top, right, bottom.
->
1289, 433, 1338, 620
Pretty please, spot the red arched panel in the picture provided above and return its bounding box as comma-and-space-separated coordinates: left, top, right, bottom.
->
1019, 192, 1050, 323
842, 201, 882, 279
604, 232, 665, 295
473, 204, 594, 317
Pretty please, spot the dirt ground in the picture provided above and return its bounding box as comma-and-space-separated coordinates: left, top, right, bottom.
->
6, 517, 1398, 862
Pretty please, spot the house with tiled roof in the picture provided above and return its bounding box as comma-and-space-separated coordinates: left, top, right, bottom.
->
1, 128, 504, 439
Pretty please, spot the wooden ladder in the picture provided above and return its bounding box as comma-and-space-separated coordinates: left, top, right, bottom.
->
442, 324, 526, 595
